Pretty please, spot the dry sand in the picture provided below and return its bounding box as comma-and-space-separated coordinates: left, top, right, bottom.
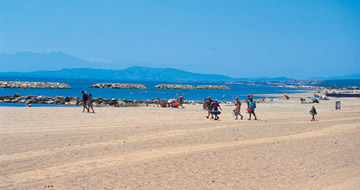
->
1, 92, 360, 190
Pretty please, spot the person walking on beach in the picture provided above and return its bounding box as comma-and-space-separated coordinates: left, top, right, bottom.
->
211, 99, 222, 120
233, 97, 243, 120
310, 106, 317, 121
247, 96, 257, 120
87, 93, 95, 113
81, 91, 89, 112
205, 97, 214, 119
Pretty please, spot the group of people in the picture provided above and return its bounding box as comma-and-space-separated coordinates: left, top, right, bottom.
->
203, 95, 258, 121
80, 91, 318, 121
203, 97, 222, 120
157, 95, 184, 108
81, 91, 95, 113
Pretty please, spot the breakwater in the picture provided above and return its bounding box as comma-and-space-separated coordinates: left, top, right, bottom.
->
0, 81, 71, 89
152, 84, 196, 89
89, 83, 147, 89
153, 84, 230, 89
196, 85, 230, 89
0, 94, 202, 107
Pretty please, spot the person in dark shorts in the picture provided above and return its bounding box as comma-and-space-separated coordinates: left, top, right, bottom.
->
210, 99, 222, 120
247, 95, 257, 120
82, 91, 89, 113
88, 93, 95, 113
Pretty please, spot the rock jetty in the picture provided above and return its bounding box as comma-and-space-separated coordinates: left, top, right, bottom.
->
196, 85, 230, 90
0, 81, 71, 89
153, 84, 196, 89
89, 83, 148, 89
0, 94, 201, 107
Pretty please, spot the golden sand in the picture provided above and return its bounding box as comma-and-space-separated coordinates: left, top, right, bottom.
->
1, 92, 359, 189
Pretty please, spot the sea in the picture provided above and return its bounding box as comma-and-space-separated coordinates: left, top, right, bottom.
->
0, 76, 306, 103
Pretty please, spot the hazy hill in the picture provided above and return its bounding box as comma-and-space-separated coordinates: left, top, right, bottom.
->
0, 52, 293, 82
2, 51, 357, 82
0, 67, 234, 82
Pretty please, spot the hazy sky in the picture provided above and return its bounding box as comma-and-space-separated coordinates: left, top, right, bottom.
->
1, 0, 359, 78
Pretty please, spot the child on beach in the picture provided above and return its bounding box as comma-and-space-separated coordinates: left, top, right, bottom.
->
233, 97, 243, 120
87, 94, 95, 113
247, 96, 257, 120
310, 106, 317, 121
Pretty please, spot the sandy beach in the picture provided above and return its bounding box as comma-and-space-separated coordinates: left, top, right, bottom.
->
1, 92, 360, 190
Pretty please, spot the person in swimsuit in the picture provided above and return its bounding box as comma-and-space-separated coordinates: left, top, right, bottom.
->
178, 95, 184, 108
233, 97, 243, 120
87, 93, 95, 113
81, 91, 89, 113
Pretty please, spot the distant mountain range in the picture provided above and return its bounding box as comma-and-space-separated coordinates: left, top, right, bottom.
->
0, 67, 295, 82
0, 52, 359, 82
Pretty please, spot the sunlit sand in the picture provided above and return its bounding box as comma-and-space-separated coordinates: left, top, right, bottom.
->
1, 92, 359, 189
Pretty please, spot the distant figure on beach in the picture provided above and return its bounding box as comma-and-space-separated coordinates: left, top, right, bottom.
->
157, 97, 161, 107
310, 106, 317, 121
247, 95, 257, 120
335, 101, 341, 110
81, 91, 89, 112
233, 97, 243, 120
203, 98, 208, 110
178, 95, 184, 108
88, 93, 95, 113
205, 97, 214, 119
210, 99, 222, 120
160, 99, 168, 108
27, 103, 32, 107
300, 98, 306, 104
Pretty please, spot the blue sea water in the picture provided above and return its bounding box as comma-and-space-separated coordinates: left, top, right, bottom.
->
0, 76, 303, 102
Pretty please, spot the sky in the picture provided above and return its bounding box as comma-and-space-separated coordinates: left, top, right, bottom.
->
0, 0, 359, 79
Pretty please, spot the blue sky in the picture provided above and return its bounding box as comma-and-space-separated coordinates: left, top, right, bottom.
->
0, 0, 359, 78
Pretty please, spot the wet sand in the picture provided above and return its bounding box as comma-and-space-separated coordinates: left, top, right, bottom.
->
1, 92, 360, 189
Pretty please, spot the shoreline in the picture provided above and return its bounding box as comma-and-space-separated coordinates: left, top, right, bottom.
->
0, 90, 340, 108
